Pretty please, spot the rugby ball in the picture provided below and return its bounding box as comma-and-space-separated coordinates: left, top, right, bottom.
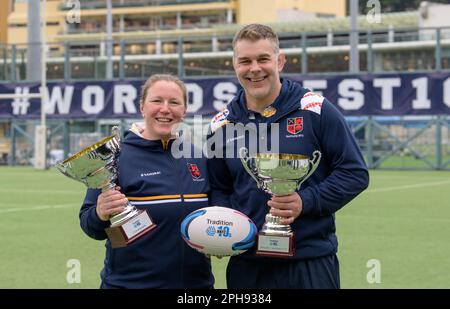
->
180, 206, 257, 257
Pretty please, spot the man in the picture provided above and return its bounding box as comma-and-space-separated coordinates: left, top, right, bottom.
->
206, 24, 369, 288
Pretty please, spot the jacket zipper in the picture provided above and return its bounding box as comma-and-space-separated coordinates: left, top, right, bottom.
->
165, 144, 186, 287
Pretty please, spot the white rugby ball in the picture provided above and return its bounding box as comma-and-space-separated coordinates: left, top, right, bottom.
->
180, 206, 257, 257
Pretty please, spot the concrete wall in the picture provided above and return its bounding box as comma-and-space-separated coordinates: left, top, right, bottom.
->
419, 2, 450, 29
418, 2, 450, 42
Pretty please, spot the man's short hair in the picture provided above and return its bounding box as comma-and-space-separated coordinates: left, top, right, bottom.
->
232, 23, 280, 53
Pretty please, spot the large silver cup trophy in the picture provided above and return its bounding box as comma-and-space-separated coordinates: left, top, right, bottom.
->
55, 127, 156, 248
240, 147, 321, 257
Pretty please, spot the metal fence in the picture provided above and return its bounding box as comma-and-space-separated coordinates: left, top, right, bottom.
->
2, 26, 450, 169
2, 116, 449, 170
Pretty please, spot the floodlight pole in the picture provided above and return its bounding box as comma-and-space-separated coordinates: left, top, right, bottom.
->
41, 0, 47, 131
106, 0, 113, 79
34, 0, 48, 170
349, 0, 359, 73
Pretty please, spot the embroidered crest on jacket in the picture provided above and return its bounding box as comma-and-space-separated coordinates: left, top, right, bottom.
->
287, 117, 304, 134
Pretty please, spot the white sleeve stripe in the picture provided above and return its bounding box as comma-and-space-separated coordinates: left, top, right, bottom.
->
301, 94, 324, 106
300, 93, 324, 115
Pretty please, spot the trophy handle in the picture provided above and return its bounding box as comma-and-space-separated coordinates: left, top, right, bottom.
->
297, 150, 321, 190
111, 126, 120, 141
239, 147, 262, 189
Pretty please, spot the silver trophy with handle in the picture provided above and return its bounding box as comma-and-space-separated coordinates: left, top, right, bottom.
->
55, 127, 156, 248
240, 147, 321, 257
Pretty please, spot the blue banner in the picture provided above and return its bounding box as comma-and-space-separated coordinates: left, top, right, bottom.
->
1, 73, 450, 119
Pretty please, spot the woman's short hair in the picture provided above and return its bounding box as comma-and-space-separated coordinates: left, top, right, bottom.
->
139, 74, 187, 107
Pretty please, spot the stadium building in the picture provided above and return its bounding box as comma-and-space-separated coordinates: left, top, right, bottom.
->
0, 0, 449, 169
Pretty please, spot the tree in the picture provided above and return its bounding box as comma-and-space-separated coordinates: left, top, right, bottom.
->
352, 0, 450, 15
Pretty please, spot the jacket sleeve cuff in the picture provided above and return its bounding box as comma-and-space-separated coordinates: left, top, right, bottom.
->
88, 205, 111, 230
299, 187, 319, 217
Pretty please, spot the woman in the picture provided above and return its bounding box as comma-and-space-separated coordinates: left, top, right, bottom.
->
79, 74, 214, 288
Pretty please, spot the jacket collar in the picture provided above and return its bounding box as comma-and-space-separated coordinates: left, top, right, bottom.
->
124, 122, 175, 151
226, 78, 306, 124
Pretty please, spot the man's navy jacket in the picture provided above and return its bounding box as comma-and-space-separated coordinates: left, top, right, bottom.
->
206, 78, 369, 260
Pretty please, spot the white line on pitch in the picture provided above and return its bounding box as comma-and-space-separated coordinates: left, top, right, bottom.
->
0, 188, 83, 195
338, 213, 450, 223
365, 180, 450, 193
0, 203, 79, 214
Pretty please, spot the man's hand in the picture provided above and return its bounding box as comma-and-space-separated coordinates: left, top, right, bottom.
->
267, 192, 303, 225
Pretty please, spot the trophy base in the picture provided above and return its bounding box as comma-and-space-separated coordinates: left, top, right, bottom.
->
105, 209, 156, 249
255, 232, 295, 258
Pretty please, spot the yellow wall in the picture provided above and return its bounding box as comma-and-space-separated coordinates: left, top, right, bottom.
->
79, 2, 233, 17
299, 0, 346, 18
0, 0, 12, 44
236, 0, 346, 24
5, 0, 346, 45
7, 0, 65, 45
237, 0, 277, 24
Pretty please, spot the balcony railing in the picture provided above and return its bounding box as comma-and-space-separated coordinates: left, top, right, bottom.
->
2, 26, 450, 81
64, 21, 228, 34
59, 0, 230, 10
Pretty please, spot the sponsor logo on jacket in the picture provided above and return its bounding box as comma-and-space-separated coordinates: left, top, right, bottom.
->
140, 171, 162, 177
210, 109, 230, 132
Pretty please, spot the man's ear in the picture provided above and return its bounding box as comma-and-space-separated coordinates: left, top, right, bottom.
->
232, 55, 238, 70
278, 53, 286, 72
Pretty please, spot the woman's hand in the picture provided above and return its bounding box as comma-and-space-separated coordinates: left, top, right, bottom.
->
96, 187, 128, 221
